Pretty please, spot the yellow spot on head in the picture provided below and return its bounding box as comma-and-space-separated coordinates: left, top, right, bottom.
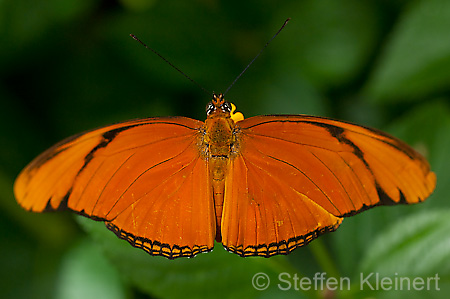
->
230, 103, 244, 123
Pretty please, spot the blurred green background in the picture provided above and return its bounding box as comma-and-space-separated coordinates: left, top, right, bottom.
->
1, 0, 450, 298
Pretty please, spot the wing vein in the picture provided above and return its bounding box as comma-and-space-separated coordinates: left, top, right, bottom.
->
264, 154, 342, 215
309, 150, 356, 211
93, 152, 136, 214
107, 137, 199, 219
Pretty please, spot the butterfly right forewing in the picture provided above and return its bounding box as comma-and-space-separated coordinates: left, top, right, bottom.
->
221, 115, 435, 257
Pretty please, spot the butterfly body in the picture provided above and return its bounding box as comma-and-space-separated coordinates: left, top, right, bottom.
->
14, 93, 435, 259
202, 94, 241, 241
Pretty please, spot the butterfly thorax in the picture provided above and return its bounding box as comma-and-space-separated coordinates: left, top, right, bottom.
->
202, 93, 240, 159
204, 116, 235, 156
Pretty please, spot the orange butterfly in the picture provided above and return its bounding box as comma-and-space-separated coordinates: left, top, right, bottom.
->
14, 93, 436, 259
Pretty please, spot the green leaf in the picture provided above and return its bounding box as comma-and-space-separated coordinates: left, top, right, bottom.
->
364, 0, 450, 102
57, 239, 127, 299
354, 211, 450, 298
360, 210, 450, 276
274, 0, 382, 89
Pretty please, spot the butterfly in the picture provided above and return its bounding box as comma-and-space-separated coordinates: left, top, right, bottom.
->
14, 93, 436, 259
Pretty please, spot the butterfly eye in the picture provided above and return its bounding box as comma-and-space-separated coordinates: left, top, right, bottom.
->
206, 102, 215, 116
221, 101, 232, 113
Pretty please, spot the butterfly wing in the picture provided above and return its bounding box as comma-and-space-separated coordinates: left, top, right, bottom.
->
222, 115, 436, 257
14, 117, 215, 258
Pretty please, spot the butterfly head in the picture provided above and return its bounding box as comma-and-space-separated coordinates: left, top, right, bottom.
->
206, 93, 244, 123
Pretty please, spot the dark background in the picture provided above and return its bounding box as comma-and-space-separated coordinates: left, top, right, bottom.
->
1, 0, 450, 298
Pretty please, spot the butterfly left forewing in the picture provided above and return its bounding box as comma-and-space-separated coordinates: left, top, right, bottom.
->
14, 117, 216, 258
221, 115, 435, 257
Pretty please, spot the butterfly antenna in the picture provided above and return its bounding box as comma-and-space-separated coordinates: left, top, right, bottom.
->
223, 18, 291, 96
130, 34, 211, 96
